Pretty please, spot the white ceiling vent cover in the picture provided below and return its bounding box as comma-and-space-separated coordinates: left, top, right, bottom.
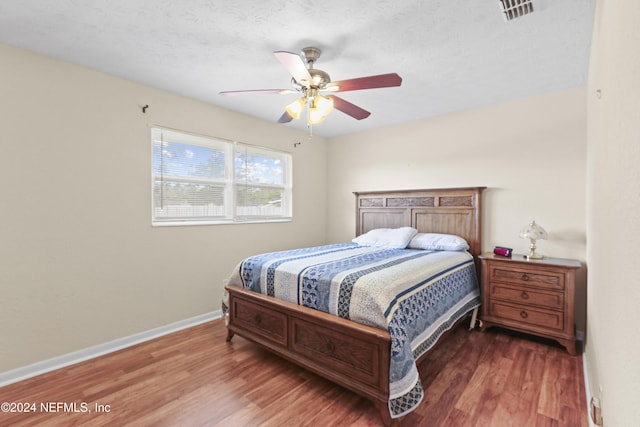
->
499, 0, 535, 21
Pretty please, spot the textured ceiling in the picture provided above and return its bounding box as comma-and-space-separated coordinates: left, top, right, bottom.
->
0, 0, 595, 138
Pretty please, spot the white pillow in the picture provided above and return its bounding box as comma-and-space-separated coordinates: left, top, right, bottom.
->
352, 227, 418, 249
408, 233, 469, 251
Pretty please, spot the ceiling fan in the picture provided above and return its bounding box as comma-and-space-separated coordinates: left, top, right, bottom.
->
219, 46, 402, 126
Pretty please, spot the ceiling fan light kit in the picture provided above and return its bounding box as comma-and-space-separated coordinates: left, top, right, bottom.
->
219, 46, 402, 132
285, 88, 334, 124
308, 95, 334, 124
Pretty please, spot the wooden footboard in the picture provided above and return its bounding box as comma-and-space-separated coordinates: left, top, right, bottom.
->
226, 285, 473, 426
225, 285, 394, 425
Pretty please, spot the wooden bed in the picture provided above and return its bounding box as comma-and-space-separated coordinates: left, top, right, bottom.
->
225, 187, 485, 425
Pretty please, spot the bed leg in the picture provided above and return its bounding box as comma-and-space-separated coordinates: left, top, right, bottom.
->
226, 329, 234, 342
469, 307, 479, 331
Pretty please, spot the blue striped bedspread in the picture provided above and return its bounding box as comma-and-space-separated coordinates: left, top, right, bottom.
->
223, 243, 481, 419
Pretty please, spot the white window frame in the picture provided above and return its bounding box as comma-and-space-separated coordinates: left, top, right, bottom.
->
151, 127, 292, 226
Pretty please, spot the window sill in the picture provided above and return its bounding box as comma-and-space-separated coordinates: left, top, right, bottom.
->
152, 218, 293, 227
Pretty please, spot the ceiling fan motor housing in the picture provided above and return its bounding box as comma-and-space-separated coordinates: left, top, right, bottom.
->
308, 69, 330, 87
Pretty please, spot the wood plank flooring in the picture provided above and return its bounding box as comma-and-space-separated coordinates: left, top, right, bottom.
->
0, 319, 587, 426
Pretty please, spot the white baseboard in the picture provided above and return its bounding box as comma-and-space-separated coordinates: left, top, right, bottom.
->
578, 329, 596, 427
0, 310, 222, 388
583, 349, 596, 427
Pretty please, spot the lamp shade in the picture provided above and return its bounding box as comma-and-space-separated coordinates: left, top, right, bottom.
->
519, 220, 548, 241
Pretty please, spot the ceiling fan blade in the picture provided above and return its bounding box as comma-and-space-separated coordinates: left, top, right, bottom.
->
328, 95, 371, 120
327, 73, 402, 92
274, 51, 312, 86
277, 111, 294, 123
219, 89, 296, 96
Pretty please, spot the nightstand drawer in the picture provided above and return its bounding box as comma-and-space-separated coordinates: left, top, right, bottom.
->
490, 284, 564, 309
489, 301, 564, 331
490, 266, 564, 290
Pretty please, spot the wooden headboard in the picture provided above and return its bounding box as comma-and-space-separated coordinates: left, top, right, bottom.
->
354, 187, 486, 258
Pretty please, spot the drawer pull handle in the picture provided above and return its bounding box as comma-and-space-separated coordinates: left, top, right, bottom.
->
521, 291, 530, 300
254, 314, 262, 324
520, 310, 528, 319
326, 341, 336, 353
521, 273, 530, 281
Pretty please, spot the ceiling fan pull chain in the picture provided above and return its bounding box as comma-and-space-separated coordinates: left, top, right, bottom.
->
307, 101, 313, 136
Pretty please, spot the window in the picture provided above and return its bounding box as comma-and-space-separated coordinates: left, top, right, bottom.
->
151, 127, 292, 225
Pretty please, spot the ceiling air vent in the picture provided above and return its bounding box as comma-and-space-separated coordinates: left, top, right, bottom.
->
499, 0, 534, 21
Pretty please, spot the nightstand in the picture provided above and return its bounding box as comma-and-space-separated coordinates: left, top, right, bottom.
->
478, 253, 582, 355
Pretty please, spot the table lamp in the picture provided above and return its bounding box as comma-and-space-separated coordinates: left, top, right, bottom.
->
519, 220, 548, 260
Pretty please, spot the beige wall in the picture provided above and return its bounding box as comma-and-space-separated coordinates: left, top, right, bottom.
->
586, 0, 640, 425
326, 88, 587, 261
0, 43, 328, 372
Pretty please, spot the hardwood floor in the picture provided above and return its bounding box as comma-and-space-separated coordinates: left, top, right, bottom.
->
0, 319, 587, 426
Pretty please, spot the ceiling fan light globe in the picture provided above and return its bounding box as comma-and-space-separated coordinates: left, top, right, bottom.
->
308, 107, 326, 124
285, 98, 306, 119
315, 95, 334, 115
